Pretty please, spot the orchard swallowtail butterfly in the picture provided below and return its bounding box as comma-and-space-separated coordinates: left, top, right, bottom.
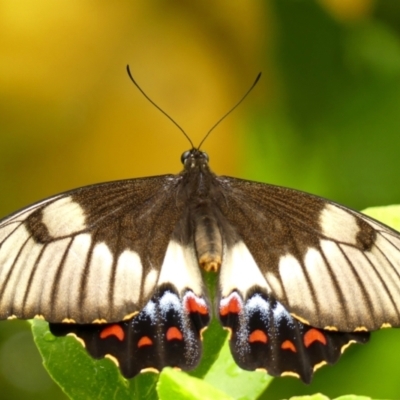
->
0, 69, 399, 384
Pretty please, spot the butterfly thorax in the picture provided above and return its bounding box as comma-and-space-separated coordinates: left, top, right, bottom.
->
179, 149, 222, 272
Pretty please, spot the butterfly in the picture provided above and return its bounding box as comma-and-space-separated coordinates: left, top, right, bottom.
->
0, 70, 399, 384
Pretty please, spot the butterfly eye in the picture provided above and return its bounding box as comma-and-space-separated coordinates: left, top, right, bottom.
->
202, 152, 209, 163
181, 150, 191, 165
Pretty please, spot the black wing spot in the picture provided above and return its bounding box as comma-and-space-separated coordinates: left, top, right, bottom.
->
356, 220, 377, 251
25, 209, 52, 243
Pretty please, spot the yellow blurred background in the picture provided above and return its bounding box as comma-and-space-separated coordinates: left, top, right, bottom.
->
0, 1, 267, 213
2, 1, 400, 399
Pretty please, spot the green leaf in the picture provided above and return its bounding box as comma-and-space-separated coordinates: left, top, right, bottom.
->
203, 338, 271, 400
31, 319, 158, 400
289, 395, 330, 400
287, 395, 376, 400
189, 272, 228, 378
362, 205, 400, 231
334, 395, 373, 400
157, 368, 233, 400
286, 395, 377, 400
189, 318, 228, 378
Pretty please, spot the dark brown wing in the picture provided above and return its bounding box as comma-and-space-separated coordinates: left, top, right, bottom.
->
214, 176, 400, 332
0, 175, 186, 323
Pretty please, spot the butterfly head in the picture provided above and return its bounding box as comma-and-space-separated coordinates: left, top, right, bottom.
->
181, 149, 209, 171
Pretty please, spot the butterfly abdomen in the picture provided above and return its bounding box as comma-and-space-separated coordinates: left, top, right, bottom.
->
193, 203, 223, 273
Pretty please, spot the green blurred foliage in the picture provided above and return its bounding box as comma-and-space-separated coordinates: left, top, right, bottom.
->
1, 0, 400, 399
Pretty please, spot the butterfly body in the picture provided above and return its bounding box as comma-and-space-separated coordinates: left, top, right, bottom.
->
0, 148, 399, 383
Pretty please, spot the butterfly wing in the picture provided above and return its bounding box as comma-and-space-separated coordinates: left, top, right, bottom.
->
0, 175, 196, 324
213, 176, 399, 381
50, 283, 210, 377
219, 290, 369, 383
215, 176, 400, 333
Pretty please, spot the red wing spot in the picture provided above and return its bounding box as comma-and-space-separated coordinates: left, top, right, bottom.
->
281, 340, 297, 352
220, 296, 242, 317
138, 336, 153, 348
248, 329, 268, 344
166, 326, 183, 341
185, 296, 208, 315
99, 325, 124, 341
304, 328, 327, 348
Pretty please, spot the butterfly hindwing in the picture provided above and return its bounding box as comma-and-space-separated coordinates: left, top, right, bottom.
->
50, 283, 210, 377
0, 176, 188, 323
214, 176, 400, 332
219, 290, 370, 383
217, 238, 369, 383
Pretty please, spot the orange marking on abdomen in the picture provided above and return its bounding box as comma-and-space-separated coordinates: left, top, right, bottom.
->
166, 326, 183, 341
220, 296, 242, 317
138, 336, 153, 348
186, 296, 208, 315
281, 340, 296, 352
100, 324, 124, 341
304, 328, 327, 347
248, 329, 268, 344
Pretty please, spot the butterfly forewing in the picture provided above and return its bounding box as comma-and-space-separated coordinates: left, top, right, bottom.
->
0, 175, 188, 323
214, 176, 400, 332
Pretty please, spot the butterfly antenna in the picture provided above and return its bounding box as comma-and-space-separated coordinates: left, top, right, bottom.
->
126, 65, 194, 149
197, 72, 262, 150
